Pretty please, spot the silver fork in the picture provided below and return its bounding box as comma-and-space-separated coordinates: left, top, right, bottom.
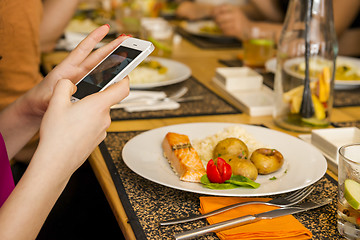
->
160, 185, 315, 226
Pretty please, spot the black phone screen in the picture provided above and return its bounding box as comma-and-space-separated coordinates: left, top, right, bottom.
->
73, 45, 141, 99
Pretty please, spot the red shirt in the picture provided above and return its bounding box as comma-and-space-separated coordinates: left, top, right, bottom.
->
0, 133, 15, 207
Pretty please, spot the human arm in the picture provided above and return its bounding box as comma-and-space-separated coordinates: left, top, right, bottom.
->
0, 24, 128, 160
175, 1, 215, 20
0, 78, 129, 240
333, 0, 360, 36
0, 25, 130, 240
248, 0, 285, 22
39, 0, 80, 53
213, 4, 283, 42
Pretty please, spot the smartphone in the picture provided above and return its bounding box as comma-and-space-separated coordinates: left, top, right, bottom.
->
71, 37, 154, 102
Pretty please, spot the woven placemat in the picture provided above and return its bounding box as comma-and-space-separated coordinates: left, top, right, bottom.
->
219, 59, 360, 108
175, 26, 242, 49
110, 77, 240, 121
101, 130, 344, 240
332, 120, 360, 128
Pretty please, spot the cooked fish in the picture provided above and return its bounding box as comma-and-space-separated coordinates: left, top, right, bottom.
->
162, 132, 206, 183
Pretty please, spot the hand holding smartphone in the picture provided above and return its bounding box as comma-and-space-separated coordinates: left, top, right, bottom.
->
71, 37, 154, 102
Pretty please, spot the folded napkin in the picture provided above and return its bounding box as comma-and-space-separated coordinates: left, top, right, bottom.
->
199, 197, 312, 240
123, 100, 180, 112
111, 90, 180, 112
56, 32, 106, 51
123, 90, 167, 102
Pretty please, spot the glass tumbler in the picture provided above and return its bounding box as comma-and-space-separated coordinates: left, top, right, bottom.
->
338, 144, 360, 239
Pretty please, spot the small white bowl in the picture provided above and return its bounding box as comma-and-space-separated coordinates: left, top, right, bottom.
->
215, 67, 263, 91
311, 127, 360, 162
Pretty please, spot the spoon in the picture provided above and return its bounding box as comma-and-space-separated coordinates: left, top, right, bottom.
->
300, 0, 314, 118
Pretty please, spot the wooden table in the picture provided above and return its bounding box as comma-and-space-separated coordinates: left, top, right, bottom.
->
46, 33, 360, 239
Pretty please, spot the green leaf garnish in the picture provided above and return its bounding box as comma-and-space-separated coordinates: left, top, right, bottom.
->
227, 175, 260, 189
200, 174, 260, 189
269, 176, 277, 180
200, 175, 238, 189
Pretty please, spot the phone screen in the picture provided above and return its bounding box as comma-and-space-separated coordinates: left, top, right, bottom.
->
73, 45, 142, 99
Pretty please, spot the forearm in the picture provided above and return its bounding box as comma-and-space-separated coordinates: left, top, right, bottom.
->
176, 1, 214, 20
40, 0, 80, 53
0, 95, 42, 159
0, 149, 70, 240
249, 0, 285, 22
333, 0, 360, 37
239, 2, 264, 21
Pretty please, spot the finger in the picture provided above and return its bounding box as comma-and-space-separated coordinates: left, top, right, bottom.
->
62, 24, 110, 66
79, 36, 130, 73
50, 79, 77, 107
94, 76, 130, 107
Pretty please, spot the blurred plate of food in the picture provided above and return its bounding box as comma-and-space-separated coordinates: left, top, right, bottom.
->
57, 6, 117, 51
128, 56, 191, 89
122, 122, 327, 196
181, 20, 234, 40
265, 56, 360, 90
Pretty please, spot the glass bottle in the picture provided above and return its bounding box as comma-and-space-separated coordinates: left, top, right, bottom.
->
273, 0, 338, 132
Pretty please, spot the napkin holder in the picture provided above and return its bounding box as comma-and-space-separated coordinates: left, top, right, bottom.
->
215, 67, 263, 91
213, 67, 274, 117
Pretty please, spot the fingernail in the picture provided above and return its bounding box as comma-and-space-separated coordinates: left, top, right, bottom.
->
126, 34, 133, 37
117, 33, 126, 38
104, 24, 110, 29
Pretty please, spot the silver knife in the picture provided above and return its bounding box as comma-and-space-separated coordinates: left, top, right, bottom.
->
174, 198, 332, 240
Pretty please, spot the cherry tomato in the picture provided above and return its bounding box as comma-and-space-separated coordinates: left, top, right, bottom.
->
206, 157, 232, 183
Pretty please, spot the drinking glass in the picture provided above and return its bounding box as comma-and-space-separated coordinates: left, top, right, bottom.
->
243, 27, 275, 68
338, 144, 360, 239
115, 2, 142, 37
142, 20, 173, 58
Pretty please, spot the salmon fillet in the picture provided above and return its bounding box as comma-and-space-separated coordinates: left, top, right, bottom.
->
162, 132, 206, 183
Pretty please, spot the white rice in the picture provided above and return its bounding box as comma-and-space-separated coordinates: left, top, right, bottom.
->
192, 126, 267, 163
129, 67, 167, 84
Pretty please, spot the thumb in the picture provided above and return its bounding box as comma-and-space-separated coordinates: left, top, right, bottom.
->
50, 79, 77, 106
95, 76, 130, 107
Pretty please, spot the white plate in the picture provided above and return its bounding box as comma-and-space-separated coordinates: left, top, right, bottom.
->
265, 56, 360, 90
182, 20, 229, 39
122, 122, 327, 196
129, 57, 191, 89
298, 134, 338, 175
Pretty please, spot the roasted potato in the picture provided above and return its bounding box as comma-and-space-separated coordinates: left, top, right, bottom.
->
213, 138, 249, 159
220, 154, 258, 180
250, 148, 284, 174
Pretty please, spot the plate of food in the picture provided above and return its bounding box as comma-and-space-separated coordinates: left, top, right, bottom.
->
265, 56, 360, 90
61, 13, 117, 51
128, 57, 191, 89
122, 122, 327, 196
181, 20, 230, 39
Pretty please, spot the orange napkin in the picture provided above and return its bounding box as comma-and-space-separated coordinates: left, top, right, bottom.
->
199, 196, 312, 240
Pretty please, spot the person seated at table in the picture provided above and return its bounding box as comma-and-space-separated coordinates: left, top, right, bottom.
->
176, 0, 360, 56
0, 0, 80, 163
0, 25, 130, 240
175, 0, 246, 20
